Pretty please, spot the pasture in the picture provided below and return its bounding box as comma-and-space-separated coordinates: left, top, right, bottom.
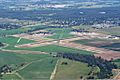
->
54, 58, 99, 80
18, 57, 57, 79
0, 36, 35, 45
0, 36, 35, 50
46, 28, 74, 39
13, 45, 95, 55
0, 51, 57, 79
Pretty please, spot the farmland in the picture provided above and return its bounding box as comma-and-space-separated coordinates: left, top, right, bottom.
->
46, 28, 74, 40
0, 0, 120, 79
0, 51, 57, 79
54, 58, 99, 80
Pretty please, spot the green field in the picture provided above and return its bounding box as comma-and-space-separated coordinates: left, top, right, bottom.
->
18, 57, 57, 79
0, 36, 35, 50
90, 27, 120, 35
4, 44, 95, 55
0, 52, 49, 66
0, 36, 35, 45
54, 58, 99, 80
0, 52, 57, 79
2, 74, 21, 79
46, 28, 74, 39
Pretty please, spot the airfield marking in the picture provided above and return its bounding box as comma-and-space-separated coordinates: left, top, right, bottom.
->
17, 37, 22, 44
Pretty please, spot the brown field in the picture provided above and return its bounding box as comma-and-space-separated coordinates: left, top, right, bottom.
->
59, 38, 120, 61
12, 33, 53, 41
15, 41, 58, 48
89, 41, 114, 47
0, 49, 48, 54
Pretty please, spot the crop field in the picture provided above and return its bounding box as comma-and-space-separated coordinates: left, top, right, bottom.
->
0, 51, 57, 79
102, 43, 120, 51
4, 44, 95, 55
73, 25, 120, 35
0, 36, 35, 50
54, 58, 100, 80
90, 27, 120, 35
73, 38, 119, 45
2, 74, 21, 79
46, 28, 74, 40
0, 1, 120, 79
18, 57, 57, 79
0, 52, 49, 66
73, 38, 120, 51
0, 36, 35, 45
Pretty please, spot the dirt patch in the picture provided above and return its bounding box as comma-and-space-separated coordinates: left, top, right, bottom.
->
89, 41, 114, 47
1, 49, 48, 54
13, 33, 53, 41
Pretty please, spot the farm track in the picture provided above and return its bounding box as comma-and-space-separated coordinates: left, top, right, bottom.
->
113, 69, 120, 79
50, 60, 59, 80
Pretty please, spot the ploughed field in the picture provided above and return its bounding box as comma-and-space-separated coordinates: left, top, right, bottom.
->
73, 38, 120, 51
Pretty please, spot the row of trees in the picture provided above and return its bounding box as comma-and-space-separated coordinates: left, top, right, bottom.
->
0, 23, 21, 30
56, 53, 117, 79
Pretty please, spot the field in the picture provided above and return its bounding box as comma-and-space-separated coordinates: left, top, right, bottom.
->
0, 51, 57, 79
73, 25, 120, 35
73, 38, 120, 51
4, 44, 95, 55
18, 57, 57, 79
0, 36, 35, 50
0, 36, 35, 45
0, 52, 49, 66
90, 27, 120, 35
46, 28, 74, 40
0, 1, 120, 79
54, 58, 100, 80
